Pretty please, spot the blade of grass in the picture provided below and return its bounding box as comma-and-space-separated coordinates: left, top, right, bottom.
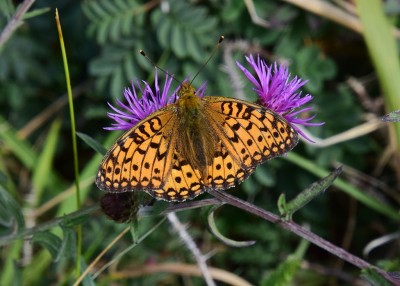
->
0, 240, 23, 286
55, 8, 82, 278
356, 0, 400, 147
0, 116, 67, 193
32, 119, 61, 205
285, 152, 400, 220
0, 116, 37, 169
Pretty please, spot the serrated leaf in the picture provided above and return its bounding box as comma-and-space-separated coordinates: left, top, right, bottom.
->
76, 132, 107, 155
32, 232, 62, 260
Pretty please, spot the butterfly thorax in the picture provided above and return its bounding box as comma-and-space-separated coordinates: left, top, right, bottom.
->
175, 82, 218, 180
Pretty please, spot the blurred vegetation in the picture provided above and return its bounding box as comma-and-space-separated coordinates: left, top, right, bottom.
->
1, 0, 400, 285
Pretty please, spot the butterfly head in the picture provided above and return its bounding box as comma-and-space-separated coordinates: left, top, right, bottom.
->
177, 82, 203, 113
178, 82, 196, 99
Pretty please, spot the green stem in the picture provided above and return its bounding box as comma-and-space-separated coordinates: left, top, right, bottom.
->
55, 9, 82, 278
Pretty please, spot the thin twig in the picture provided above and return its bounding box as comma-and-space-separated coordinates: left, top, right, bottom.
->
0, 0, 36, 49
243, 0, 270, 28
73, 226, 130, 286
207, 189, 399, 285
298, 117, 384, 147
91, 218, 167, 279
167, 213, 216, 286
112, 262, 253, 286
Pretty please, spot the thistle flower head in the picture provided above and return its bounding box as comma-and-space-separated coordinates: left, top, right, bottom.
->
236, 54, 323, 141
105, 70, 179, 131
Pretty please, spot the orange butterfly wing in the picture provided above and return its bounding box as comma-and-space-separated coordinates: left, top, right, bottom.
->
96, 106, 178, 193
202, 96, 298, 191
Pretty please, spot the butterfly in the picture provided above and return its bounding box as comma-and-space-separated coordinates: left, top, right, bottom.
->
96, 82, 299, 202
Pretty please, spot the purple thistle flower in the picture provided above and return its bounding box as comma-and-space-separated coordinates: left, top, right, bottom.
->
236, 54, 323, 142
105, 70, 179, 131
105, 70, 208, 131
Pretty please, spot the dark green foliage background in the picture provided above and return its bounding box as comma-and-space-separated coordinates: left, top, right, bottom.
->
1, 0, 399, 285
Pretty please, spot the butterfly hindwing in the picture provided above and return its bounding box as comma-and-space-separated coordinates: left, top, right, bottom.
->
150, 150, 205, 201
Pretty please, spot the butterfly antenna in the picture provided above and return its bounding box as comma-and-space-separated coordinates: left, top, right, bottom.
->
139, 50, 182, 85
190, 35, 224, 85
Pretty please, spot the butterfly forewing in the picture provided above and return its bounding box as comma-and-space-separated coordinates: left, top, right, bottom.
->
96, 107, 178, 193
204, 96, 298, 167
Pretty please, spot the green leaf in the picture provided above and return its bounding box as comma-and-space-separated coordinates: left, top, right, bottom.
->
0, 240, 23, 286
261, 239, 309, 286
80, 258, 96, 286
32, 232, 62, 260
285, 153, 400, 220
23, 7, 51, 20
279, 166, 343, 220
55, 226, 76, 262
0, 116, 36, 169
360, 268, 392, 286
151, 1, 218, 62
82, 0, 143, 44
0, 185, 24, 230
77, 132, 108, 155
